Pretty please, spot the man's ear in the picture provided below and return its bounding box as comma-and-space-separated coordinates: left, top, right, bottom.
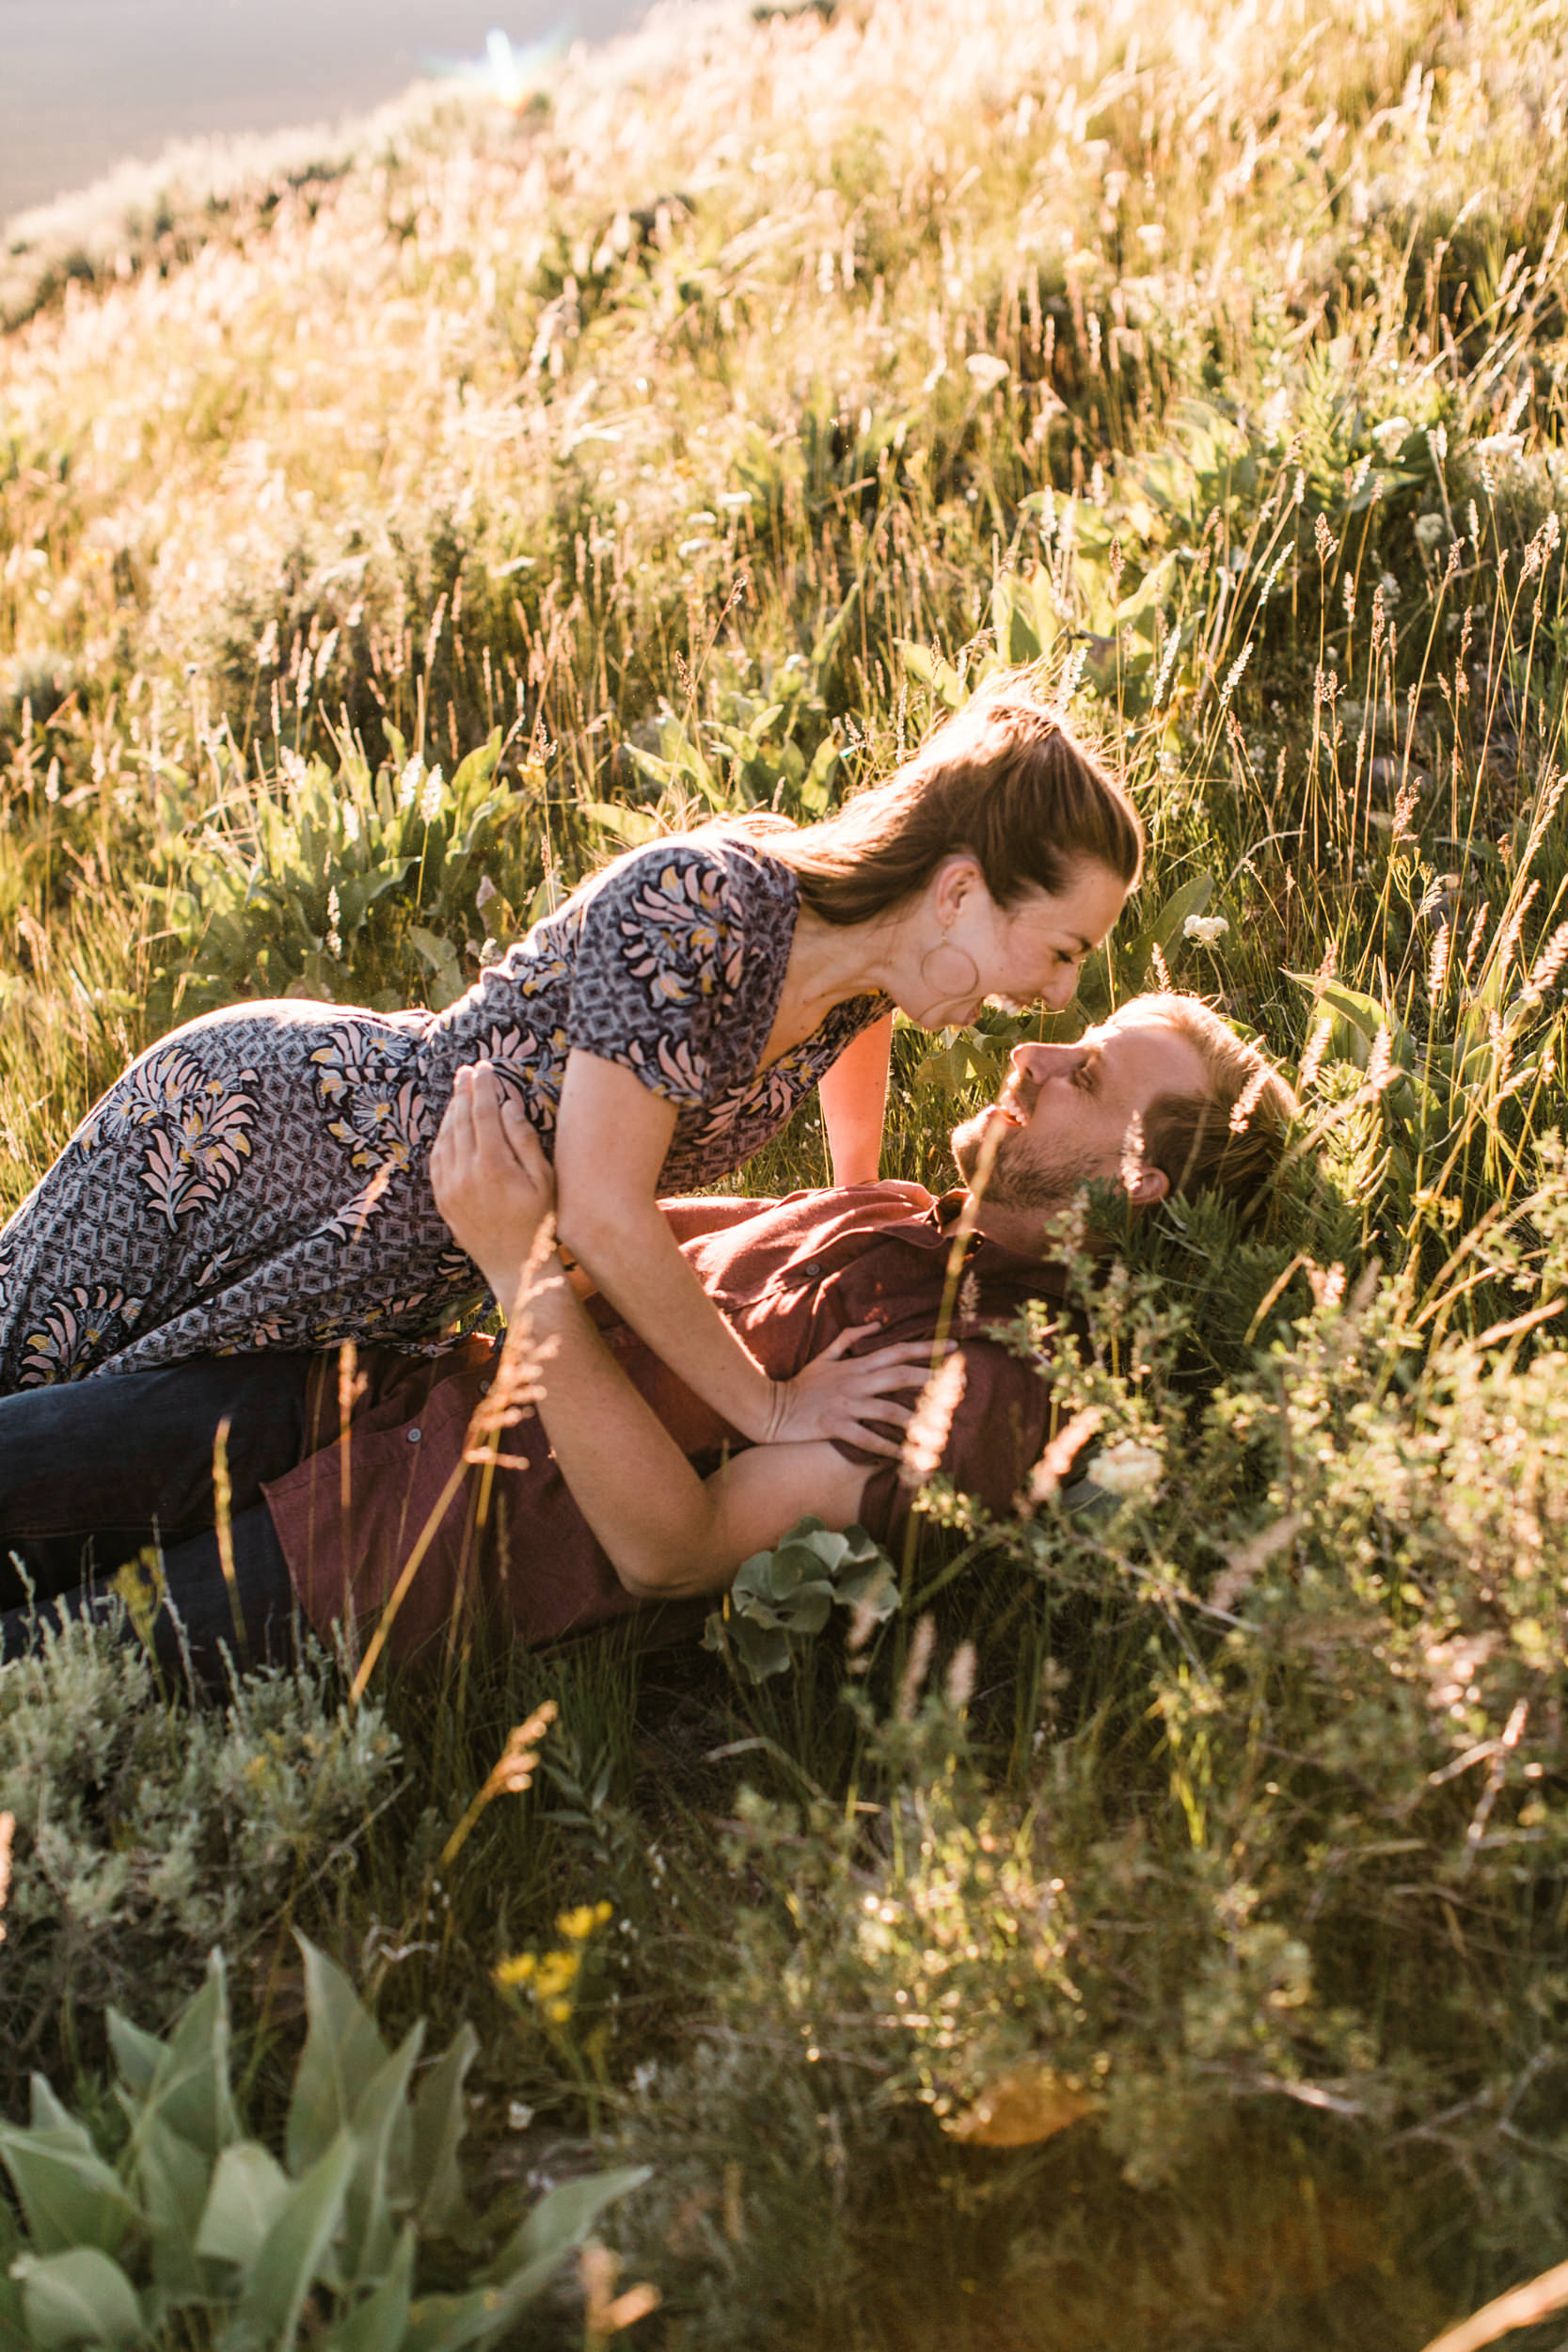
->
1125, 1163, 1169, 1209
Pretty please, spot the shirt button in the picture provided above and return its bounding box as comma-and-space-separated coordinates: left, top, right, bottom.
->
799, 1259, 822, 1279
406, 1426, 421, 1443
479, 1380, 491, 1395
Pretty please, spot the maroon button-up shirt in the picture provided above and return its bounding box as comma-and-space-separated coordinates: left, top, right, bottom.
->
262, 1184, 1070, 1669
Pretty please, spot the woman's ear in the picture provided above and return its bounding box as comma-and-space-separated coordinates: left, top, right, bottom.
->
930, 851, 985, 929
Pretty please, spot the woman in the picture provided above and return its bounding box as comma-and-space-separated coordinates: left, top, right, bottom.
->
0, 677, 1140, 1447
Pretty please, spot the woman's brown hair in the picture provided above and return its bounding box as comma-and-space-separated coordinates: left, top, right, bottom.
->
752, 676, 1143, 925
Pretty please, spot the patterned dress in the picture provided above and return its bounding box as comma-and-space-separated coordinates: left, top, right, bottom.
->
0, 834, 885, 1389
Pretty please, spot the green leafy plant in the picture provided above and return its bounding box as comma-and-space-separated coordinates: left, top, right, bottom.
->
142, 732, 534, 1030
0, 1940, 647, 2352
703, 1518, 899, 1682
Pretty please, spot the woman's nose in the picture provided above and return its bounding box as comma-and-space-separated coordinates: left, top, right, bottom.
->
1039, 968, 1080, 1012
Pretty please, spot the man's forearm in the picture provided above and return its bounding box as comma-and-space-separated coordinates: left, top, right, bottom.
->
519, 1258, 735, 1597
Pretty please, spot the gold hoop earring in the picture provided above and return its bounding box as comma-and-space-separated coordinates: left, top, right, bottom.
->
918, 939, 981, 1005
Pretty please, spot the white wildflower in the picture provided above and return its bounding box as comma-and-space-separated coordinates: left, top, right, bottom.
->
1413, 513, 1446, 554
398, 755, 423, 811
325, 885, 343, 959
899, 1356, 967, 1487
1119, 1110, 1146, 1194
965, 354, 1010, 391
341, 801, 360, 847
419, 764, 446, 823
1085, 1438, 1163, 1500
1371, 417, 1411, 453
1183, 914, 1229, 947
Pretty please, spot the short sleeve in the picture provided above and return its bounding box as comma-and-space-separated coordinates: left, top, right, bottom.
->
565, 841, 752, 1109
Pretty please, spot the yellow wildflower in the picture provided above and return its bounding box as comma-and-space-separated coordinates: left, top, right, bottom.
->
557, 1899, 614, 1940
492, 1951, 536, 1988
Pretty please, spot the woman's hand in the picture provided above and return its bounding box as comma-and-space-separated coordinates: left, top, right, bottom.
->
431, 1062, 557, 1308
761, 1324, 944, 1457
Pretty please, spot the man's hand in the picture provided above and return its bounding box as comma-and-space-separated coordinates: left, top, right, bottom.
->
431, 1062, 557, 1310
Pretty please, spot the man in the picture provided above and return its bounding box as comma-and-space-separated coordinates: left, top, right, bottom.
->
0, 996, 1296, 1681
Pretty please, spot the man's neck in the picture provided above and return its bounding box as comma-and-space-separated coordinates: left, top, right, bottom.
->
954, 1190, 1053, 1258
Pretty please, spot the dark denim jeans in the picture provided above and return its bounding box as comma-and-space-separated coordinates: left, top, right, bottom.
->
0, 1352, 319, 1686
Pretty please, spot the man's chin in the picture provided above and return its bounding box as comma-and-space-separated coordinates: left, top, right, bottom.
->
951, 1108, 1101, 1218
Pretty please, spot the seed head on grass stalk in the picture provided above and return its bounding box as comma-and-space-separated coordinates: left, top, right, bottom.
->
439, 1698, 560, 1871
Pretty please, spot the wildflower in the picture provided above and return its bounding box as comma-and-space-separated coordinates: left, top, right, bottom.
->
896, 1613, 937, 1719
1379, 571, 1400, 603
1428, 920, 1451, 999
0, 1810, 12, 1947
558, 1899, 614, 1940
1182, 914, 1228, 947
341, 801, 360, 846
1216, 640, 1252, 713
419, 763, 446, 823
1228, 1063, 1270, 1136
397, 755, 423, 810
580, 2242, 661, 2344
899, 1355, 967, 1486
1119, 1109, 1145, 1193
1363, 1026, 1394, 1098
1523, 921, 1568, 1008
1371, 416, 1411, 452
438, 1699, 559, 1868
1314, 512, 1338, 564
1135, 222, 1164, 253
494, 1952, 537, 1988
965, 354, 1010, 390
1024, 1405, 1103, 1506
1085, 1438, 1162, 1499
1149, 940, 1173, 990
1413, 513, 1446, 554
325, 886, 342, 959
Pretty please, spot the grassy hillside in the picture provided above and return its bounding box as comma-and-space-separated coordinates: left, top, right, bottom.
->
3, 0, 1568, 2342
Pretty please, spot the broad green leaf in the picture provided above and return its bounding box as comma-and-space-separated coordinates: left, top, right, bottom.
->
225, 2134, 355, 2352
194, 2141, 292, 2270
0, 2101, 136, 2259
408, 2028, 477, 2236
104, 2015, 164, 2106
400, 2168, 648, 2352
339, 2027, 424, 2287
130, 2111, 212, 2312
286, 1938, 391, 2178
572, 801, 661, 850
318, 2228, 415, 2352
11, 2251, 142, 2351
478, 2165, 650, 2289
135, 1955, 239, 2161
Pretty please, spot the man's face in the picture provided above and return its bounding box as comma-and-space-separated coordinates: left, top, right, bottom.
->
951, 1003, 1212, 1215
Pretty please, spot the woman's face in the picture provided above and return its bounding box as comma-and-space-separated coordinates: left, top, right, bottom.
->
909, 857, 1130, 1029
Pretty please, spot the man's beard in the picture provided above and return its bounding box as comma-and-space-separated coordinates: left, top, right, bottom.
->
951, 1108, 1103, 1214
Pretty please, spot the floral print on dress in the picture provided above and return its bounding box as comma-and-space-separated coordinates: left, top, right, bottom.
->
0, 834, 886, 1389
620, 857, 744, 1007
310, 1025, 429, 1178
84, 1044, 259, 1232
21, 1285, 140, 1387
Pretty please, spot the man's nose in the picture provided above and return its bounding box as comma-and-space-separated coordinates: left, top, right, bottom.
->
1012, 1041, 1085, 1079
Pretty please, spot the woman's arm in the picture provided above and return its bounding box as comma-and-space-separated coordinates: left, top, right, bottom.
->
431, 1071, 871, 1595
551, 1049, 932, 1451
816, 1011, 894, 1187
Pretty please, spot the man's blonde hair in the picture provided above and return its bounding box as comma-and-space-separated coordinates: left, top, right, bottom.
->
1135, 994, 1300, 1225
